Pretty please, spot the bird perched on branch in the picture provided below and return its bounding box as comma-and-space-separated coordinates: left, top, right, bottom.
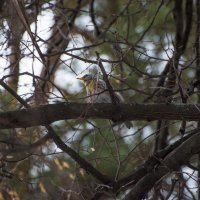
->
77, 74, 133, 129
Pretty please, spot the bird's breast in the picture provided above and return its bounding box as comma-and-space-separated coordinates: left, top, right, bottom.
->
87, 80, 97, 94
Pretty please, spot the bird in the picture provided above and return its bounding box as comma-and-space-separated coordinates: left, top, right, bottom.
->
77, 74, 133, 129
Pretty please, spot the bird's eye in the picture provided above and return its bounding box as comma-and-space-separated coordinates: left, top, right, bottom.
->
84, 74, 91, 79
83, 75, 88, 79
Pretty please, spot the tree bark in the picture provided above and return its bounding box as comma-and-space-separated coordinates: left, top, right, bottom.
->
1, 103, 200, 129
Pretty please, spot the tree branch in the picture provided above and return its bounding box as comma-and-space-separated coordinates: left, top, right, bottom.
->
124, 129, 200, 200
1, 103, 200, 129
91, 129, 199, 199
0, 80, 111, 185
45, 125, 111, 184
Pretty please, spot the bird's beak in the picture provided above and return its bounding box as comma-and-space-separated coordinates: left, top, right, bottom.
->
76, 75, 84, 80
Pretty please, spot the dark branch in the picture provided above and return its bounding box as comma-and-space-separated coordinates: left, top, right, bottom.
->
1, 103, 200, 129
124, 130, 200, 199
46, 125, 111, 184
0, 79, 111, 184
89, 0, 101, 36
91, 129, 199, 198
96, 51, 117, 105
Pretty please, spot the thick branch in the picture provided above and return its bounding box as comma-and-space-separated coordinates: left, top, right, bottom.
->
124, 130, 200, 200
91, 129, 199, 199
0, 76, 110, 185
1, 103, 200, 129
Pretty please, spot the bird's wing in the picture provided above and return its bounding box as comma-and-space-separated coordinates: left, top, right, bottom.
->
97, 79, 123, 103
96, 79, 106, 91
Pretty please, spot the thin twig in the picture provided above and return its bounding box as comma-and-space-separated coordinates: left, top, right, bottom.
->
89, 0, 101, 36
95, 51, 117, 105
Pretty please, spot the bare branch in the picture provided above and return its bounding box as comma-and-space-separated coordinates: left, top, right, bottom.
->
0, 103, 200, 129
124, 130, 200, 199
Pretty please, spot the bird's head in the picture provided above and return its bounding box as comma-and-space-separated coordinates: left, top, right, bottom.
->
77, 74, 96, 83
77, 74, 98, 93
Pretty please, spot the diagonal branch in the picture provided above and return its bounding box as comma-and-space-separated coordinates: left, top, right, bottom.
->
0, 79, 111, 184
91, 129, 199, 199
124, 130, 200, 200
96, 51, 117, 105
12, 0, 46, 64
46, 125, 111, 184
